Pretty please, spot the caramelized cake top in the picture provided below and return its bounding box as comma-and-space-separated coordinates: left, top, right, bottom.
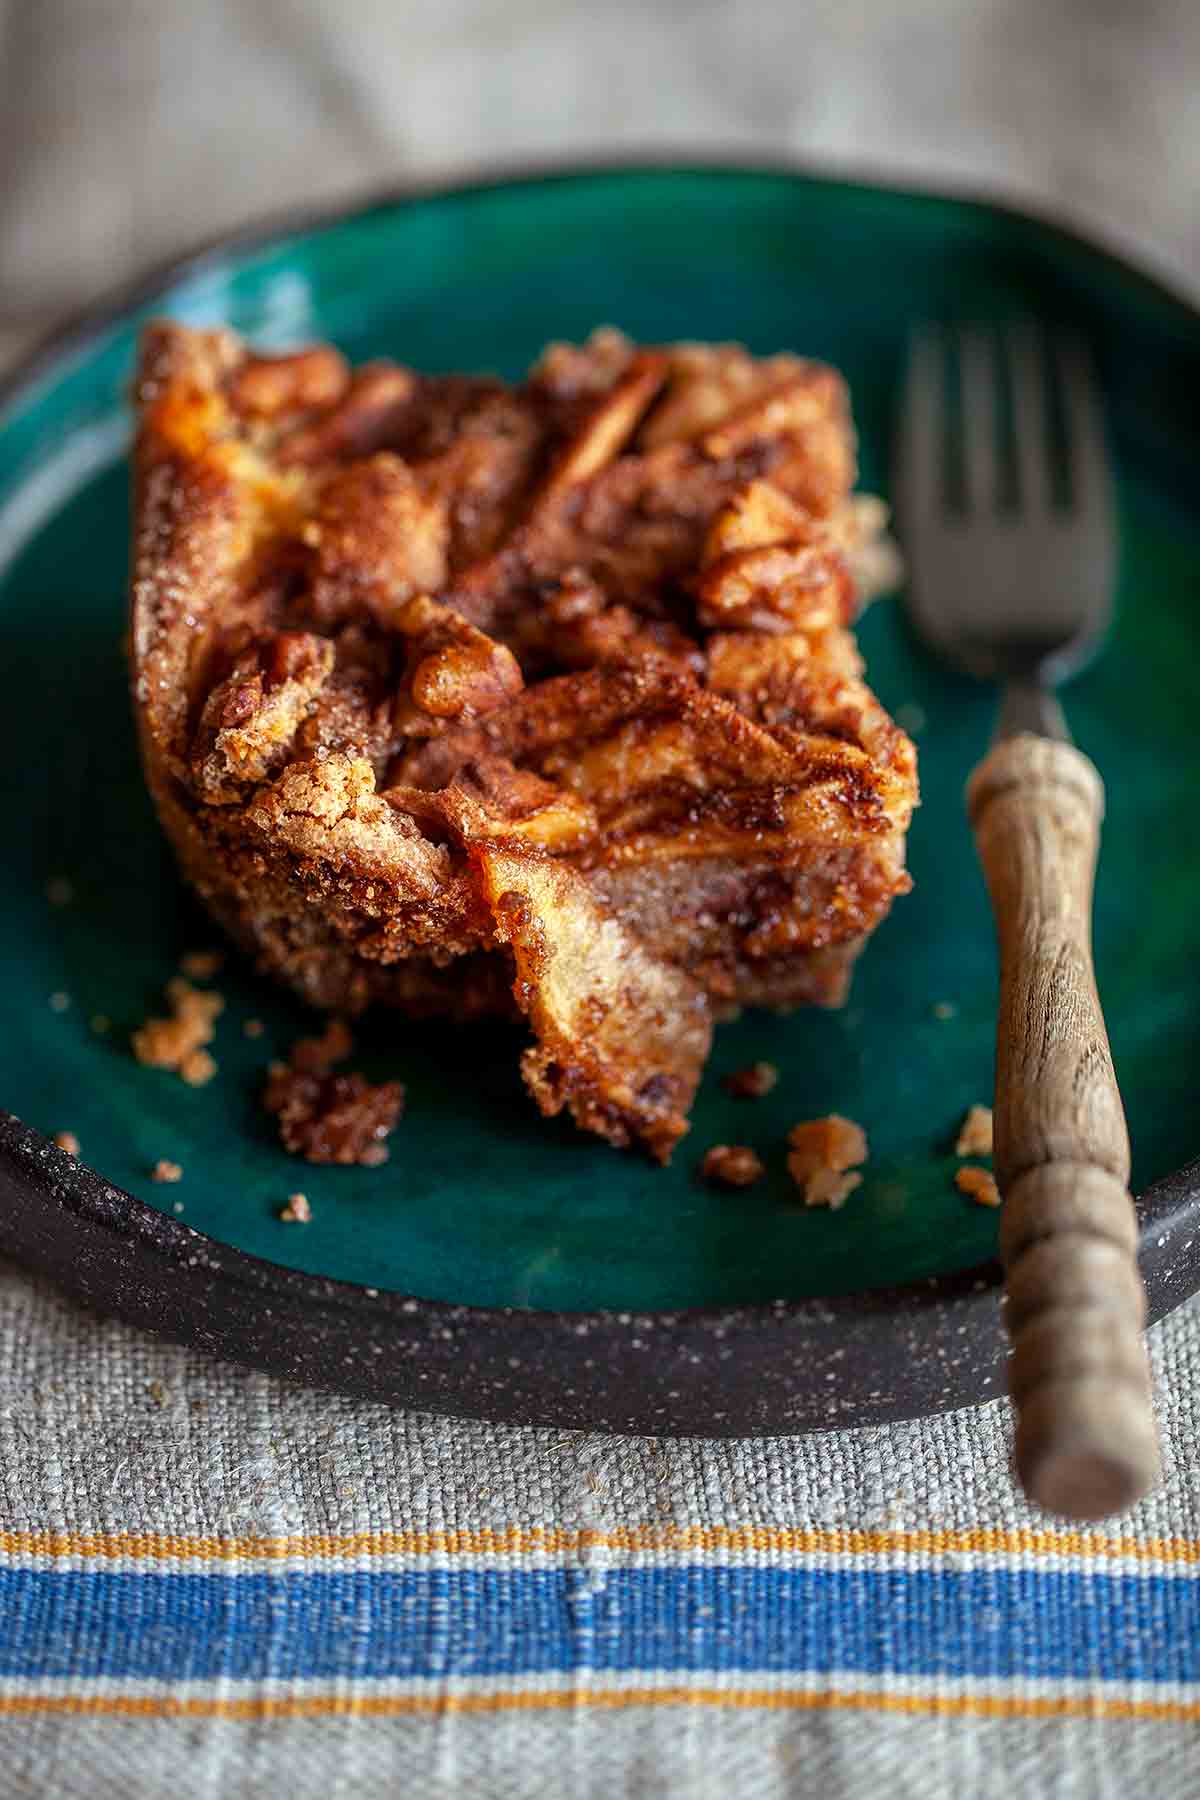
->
131, 324, 916, 1159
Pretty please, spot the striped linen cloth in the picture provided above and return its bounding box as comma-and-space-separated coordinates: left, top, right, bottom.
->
4, 6, 1200, 1794
2, 1262, 1198, 1797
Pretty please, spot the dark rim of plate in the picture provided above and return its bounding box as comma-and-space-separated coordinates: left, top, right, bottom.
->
2, 156, 1199, 1437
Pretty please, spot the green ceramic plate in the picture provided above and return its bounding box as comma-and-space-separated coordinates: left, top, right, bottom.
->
1, 163, 1198, 1433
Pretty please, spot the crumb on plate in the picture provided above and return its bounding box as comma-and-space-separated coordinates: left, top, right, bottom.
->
53, 1130, 80, 1156
132, 978, 224, 1082
701, 1144, 765, 1187
90, 1014, 111, 1035
955, 1103, 994, 1158
932, 1001, 957, 1021
243, 1018, 265, 1039
180, 1049, 218, 1087
46, 877, 74, 907
150, 1159, 183, 1183
722, 1061, 779, 1099
787, 1112, 867, 1208
48, 992, 70, 1013
264, 1025, 403, 1165
800, 1167, 862, 1210
786, 1113, 867, 1178
289, 1016, 354, 1073
279, 1192, 312, 1223
956, 1165, 1001, 1207
179, 949, 224, 980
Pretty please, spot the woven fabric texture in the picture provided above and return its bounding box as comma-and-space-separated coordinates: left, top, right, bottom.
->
2, 4, 1199, 1794
1, 1263, 1198, 1798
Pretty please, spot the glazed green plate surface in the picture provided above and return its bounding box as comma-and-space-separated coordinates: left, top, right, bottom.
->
3, 165, 1199, 1321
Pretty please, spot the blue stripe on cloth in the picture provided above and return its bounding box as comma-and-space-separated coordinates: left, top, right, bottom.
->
1, 1566, 1199, 1684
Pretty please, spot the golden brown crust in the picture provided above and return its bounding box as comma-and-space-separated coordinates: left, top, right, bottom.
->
130, 322, 916, 1159
471, 837, 711, 1162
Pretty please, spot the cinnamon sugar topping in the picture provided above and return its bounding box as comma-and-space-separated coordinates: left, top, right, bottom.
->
129, 322, 918, 1160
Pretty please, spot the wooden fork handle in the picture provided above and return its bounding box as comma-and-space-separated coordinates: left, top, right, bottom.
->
967, 732, 1160, 1520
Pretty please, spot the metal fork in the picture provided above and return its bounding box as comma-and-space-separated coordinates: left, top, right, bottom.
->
895, 326, 1159, 1520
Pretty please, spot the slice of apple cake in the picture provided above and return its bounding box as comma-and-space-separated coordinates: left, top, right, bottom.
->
130, 323, 916, 1159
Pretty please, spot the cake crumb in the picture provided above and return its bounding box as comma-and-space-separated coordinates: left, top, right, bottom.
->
701, 1144, 765, 1187
90, 1014, 111, 1035
172, 1200, 185, 1215
133, 979, 224, 1083
243, 1018, 265, 1039
180, 1049, 218, 1087
290, 1016, 354, 1072
48, 992, 71, 1013
280, 1192, 312, 1223
787, 1113, 868, 1208
787, 1114, 867, 1178
46, 877, 74, 908
150, 1159, 183, 1184
955, 1104, 994, 1158
801, 1167, 862, 1210
53, 1130, 80, 1156
264, 1023, 403, 1165
179, 949, 224, 981
957, 1165, 1001, 1208
932, 1001, 957, 1021
722, 1061, 779, 1099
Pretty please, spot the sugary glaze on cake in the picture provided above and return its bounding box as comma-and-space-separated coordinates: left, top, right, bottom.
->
130, 324, 917, 1160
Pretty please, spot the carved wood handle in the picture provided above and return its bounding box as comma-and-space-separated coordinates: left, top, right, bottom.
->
967, 732, 1159, 1519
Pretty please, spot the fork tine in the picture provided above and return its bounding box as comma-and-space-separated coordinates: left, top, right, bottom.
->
959, 328, 1000, 513
1006, 325, 1052, 510
896, 328, 945, 521
1056, 337, 1109, 514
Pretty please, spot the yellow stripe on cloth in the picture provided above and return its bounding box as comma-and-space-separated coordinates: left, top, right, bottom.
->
1, 1689, 1198, 1723
2, 1525, 1199, 1564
